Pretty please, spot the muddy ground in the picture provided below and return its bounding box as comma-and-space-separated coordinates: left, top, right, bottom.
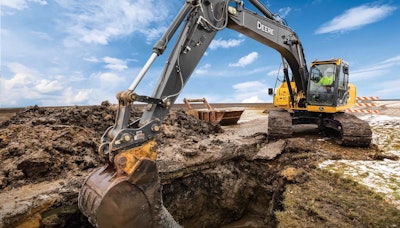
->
0, 102, 399, 227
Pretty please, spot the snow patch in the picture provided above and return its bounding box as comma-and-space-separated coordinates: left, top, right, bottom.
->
320, 113, 400, 209
320, 159, 400, 209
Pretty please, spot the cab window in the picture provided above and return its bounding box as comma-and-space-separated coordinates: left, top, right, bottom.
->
338, 65, 348, 90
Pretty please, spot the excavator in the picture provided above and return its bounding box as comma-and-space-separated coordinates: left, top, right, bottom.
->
78, 0, 372, 227
269, 58, 372, 146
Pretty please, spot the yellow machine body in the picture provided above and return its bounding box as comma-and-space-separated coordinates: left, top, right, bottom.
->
273, 59, 357, 113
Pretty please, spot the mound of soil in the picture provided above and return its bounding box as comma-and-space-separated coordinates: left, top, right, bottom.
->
0, 103, 223, 190
0, 103, 112, 190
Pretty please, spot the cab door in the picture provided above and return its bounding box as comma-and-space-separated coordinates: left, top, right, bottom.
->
336, 63, 349, 106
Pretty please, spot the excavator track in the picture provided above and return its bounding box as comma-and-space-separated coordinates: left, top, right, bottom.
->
267, 109, 293, 138
331, 112, 372, 147
268, 110, 371, 147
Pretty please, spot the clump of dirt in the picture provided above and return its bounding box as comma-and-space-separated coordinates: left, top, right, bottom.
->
158, 109, 223, 144
0, 102, 117, 190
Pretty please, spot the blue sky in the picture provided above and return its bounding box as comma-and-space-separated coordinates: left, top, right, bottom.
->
1, 0, 399, 107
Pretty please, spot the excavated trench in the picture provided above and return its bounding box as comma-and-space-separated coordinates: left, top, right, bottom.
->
64, 155, 291, 227
0, 103, 310, 227
71, 149, 293, 227
44, 161, 287, 227
161, 158, 287, 227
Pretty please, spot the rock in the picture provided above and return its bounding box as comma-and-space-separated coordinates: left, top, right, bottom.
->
253, 140, 286, 160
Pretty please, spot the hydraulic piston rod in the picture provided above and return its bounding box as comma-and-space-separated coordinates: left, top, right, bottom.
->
128, 52, 158, 91
128, 2, 192, 92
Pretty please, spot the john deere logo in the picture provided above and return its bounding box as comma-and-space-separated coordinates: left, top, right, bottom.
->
257, 21, 274, 35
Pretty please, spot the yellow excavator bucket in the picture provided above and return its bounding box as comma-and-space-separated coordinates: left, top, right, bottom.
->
78, 141, 179, 227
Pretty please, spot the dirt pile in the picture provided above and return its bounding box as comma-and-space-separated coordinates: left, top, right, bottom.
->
0, 103, 223, 190
0, 103, 126, 227
0, 103, 115, 190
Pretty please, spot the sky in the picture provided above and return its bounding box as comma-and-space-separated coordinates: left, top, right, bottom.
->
1, 0, 399, 107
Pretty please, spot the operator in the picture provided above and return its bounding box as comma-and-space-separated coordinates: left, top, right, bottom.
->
318, 67, 334, 86
318, 67, 334, 93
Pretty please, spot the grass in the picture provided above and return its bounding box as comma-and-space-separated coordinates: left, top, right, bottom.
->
372, 125, 400, 155
276, 169, 400, 227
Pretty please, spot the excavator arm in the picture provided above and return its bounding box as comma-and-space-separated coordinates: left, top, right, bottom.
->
103, 0, 309, 156
79, 0, 310, 227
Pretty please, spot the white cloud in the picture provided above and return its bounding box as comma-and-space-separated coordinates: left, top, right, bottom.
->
194, 64, 211, 75
81, 30, 110, 45
0, 62, 95, 106
31, 0, 47, 5
2, 63, 35, 89
242, 96, 264, 103
348, 55, 400, 99
233, 81, 269, 103
191, 65, 270, 78
63, 88, 92, 104
35, 79, 63, 93
31, 31, 53, 41
374, 79, 400, 97
0, 0, 27, 10
267, 69, 280, 77
382, 55, 400, 65
98, 72, 122, 83
229, 52, 259, 67
278, 7, 291, 18
0, 0, 47, 11
59, 0, 172, 46
1, 63, 48, 105
103, 56, 128, 71
141, 26, 168, 43
209, 38, 244, 50
274, 7, 291, 23
351, 55, 400, 81
316, 4, 396, 34
84, 57, 99, 62
233, 81, 265, 91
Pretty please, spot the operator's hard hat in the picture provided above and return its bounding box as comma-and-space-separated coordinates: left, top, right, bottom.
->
326, 67, 334, 73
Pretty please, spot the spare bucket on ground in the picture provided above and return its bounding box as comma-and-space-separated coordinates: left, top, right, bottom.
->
183, 98, 244, 125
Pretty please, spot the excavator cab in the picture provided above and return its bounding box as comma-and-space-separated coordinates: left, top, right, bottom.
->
307, 59, 350, 107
